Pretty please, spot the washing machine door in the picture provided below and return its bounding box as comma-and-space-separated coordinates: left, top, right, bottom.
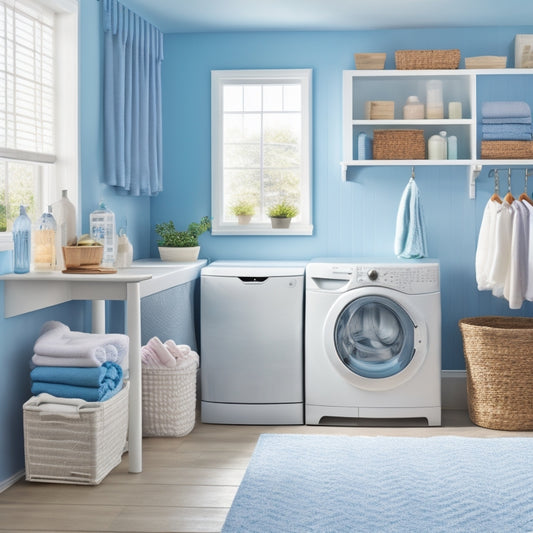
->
323, 287, 428, 391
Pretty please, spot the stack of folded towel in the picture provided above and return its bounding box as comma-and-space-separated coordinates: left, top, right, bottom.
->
141, 336, 199, 369
30, 321, 128, 402
481, 101, 533, 141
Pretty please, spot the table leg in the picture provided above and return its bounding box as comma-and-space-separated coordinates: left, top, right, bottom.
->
92, 300, 106, 334
126, 282, 142, 473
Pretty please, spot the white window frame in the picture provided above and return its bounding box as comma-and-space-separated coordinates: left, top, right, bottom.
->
211, 68, 313, 236
0, 0, 78, 230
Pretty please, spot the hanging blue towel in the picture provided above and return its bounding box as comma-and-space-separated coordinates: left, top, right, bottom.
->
394, 177, 428, 259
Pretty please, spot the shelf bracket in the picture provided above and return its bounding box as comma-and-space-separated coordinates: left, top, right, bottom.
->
469, 164, 483, 199
340, 162, 348, 182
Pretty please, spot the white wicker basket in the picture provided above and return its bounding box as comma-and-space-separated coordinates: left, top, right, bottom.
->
142, 358, 198, 437
23, 382, 129, 485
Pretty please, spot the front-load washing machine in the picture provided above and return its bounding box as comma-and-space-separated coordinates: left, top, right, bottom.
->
305, 259, 441, 426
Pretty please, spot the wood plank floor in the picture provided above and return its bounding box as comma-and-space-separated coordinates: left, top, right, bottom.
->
1, 410, 531, 533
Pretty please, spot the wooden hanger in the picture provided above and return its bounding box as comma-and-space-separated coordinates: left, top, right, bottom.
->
504, 168, 515, 204
490, 169, 502, 203
519, 169, 533, 206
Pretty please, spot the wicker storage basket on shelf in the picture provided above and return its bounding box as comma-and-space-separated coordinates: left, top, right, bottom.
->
373, 129, 425, 160
481, 140, 533, 159
142, 359, 198, 437
458, 317, 533, 431
23, 382, 129, 485
395, 49, 460, 70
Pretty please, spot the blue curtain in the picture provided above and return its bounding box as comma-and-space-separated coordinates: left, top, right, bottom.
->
103, 0, 164, 196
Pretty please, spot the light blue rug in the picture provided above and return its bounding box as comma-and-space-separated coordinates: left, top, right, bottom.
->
222, 434, 533, 533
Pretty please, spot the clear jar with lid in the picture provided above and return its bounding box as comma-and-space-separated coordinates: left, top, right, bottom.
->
33, 206, 57, 271
403, 96, 424, 120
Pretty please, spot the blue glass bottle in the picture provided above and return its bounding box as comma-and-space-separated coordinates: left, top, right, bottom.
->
13, 205, 31, 274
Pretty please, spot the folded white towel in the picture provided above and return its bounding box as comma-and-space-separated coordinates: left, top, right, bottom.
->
33, 321, 129, 367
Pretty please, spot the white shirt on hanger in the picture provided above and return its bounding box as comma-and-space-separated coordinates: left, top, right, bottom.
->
488, 200, 514, 298
475, 198, 500, 291
523, 200, 533, 301
503, 200, 529, 309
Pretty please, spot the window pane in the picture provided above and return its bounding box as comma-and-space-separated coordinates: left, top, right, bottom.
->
224, 113, 261, 143
1, 160, 41, 230
243, 85, 261, 112
223, 85, 242, 112
263, 85, 283, 112
223, 168, 261, 221
224, 142, 261, 169
283, 85, 301, 111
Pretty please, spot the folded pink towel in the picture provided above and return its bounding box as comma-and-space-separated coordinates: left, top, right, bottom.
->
164, 339, 191, 359
144, 337, 176, 368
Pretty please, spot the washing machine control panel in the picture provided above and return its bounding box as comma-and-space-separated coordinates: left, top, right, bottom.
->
351, 264, 440, 293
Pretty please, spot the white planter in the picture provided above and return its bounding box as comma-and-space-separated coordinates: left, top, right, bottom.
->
270, 217, 291, 229
237, 215, 252, 225
158, 246, 200, 262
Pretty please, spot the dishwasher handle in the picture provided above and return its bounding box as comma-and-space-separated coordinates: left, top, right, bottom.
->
239, 276, 268, 283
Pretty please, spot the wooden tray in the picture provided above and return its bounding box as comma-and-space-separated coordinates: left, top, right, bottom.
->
63, 265, 117, 274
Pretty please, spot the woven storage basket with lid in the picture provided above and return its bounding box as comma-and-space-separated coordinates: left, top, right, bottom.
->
458, 316, 533, 431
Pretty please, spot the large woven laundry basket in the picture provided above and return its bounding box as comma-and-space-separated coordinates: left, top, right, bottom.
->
458, 316, 533, 431
142, 357, 198, 437
23, 382, 129, 485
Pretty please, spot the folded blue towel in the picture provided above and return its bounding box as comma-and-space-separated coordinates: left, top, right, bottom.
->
482, 123, 533, 140
482, 101, 531, 120
31, 376, 123, 402
30, 361, 122, 388
482, 132, 533, 141
394, 177, 428, 259
482, 117, 532, 125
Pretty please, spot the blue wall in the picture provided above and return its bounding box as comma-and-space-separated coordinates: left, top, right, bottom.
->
155, 26, 533, 373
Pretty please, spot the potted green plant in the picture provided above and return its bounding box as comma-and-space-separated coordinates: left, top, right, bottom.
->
155, 216, 211, 261
230, 200, 256, 225
267, 201, 299, 229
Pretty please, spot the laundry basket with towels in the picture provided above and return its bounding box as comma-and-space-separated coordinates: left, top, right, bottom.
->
458, 316, 533, 431
141, 337, 199, 437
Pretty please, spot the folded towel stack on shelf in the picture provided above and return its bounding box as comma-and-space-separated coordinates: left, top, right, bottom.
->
30, 321, 128, 402
481, 101, 533, 141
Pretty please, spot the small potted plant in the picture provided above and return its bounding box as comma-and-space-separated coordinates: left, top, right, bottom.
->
230, 200, 256, 225
155, 216, 211, 261
267, 201, 299, 229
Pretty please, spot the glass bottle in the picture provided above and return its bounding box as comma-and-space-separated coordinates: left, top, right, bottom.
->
33, 206, 57, 271
13, 205, 31, 274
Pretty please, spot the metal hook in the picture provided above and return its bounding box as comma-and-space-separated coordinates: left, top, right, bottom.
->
411, 166, 415, 180
507, 168, 512, 193
525, 168, 529, 194
494, 169, 500, 195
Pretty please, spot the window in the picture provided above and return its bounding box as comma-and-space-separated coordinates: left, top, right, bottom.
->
211, 69, 312, 235
0, 0, 78, 230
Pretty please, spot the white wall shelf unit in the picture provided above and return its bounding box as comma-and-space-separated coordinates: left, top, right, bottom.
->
341, 69, 533, 198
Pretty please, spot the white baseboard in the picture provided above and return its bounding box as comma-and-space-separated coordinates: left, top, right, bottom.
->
0, 469, 24, 493
442, 370, 467, 410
